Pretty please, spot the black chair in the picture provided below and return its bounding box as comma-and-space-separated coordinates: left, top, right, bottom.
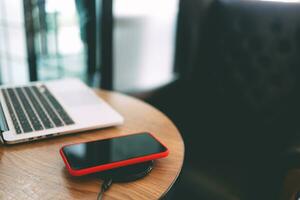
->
147, 0, 300, 199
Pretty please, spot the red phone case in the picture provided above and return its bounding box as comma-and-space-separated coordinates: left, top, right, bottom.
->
60, 132, 169, 176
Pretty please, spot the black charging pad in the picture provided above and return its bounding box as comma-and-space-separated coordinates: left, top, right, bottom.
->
97, 161, 154, 182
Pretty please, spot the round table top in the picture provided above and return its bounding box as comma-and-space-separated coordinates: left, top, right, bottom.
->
0, 90, 185, 200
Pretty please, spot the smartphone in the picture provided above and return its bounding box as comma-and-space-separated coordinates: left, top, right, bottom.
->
60, 132, 169, 176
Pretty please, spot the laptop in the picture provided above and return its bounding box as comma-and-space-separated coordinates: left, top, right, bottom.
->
0, 78, 124, 144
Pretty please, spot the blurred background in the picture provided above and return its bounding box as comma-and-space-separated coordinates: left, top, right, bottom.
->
0, 0, 178, 93
4, 0, 300, 200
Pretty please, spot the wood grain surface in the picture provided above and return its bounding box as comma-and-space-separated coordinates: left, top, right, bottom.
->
0, 90, 184, 200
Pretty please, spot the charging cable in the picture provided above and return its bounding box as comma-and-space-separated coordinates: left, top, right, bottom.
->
97, 178, 113, 200
96, 161, 154, 200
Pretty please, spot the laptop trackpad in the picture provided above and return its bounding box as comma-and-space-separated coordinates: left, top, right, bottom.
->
57, 90, 101, 107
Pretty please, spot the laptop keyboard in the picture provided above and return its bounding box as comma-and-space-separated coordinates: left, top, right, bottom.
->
1, 85, 74, 134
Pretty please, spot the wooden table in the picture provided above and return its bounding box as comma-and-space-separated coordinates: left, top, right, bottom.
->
0, 90, 184, 200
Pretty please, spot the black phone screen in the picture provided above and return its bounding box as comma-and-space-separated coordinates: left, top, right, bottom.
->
62, 133, 167, 170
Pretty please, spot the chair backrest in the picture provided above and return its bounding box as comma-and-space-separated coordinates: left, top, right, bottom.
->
190, 0, 300, 128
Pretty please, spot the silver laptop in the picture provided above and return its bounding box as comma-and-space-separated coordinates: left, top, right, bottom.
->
0, 78, 124, 144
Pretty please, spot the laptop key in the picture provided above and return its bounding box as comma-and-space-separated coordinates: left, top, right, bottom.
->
31, 86, 64, 127
15, 88, 43, 131
42, 86, 74, 125
6, 88, 33, 133
2, 89, 22, 134
24, 87, 54, 129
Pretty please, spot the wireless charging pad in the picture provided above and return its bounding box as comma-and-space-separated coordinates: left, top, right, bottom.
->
97, 161, 154, 182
